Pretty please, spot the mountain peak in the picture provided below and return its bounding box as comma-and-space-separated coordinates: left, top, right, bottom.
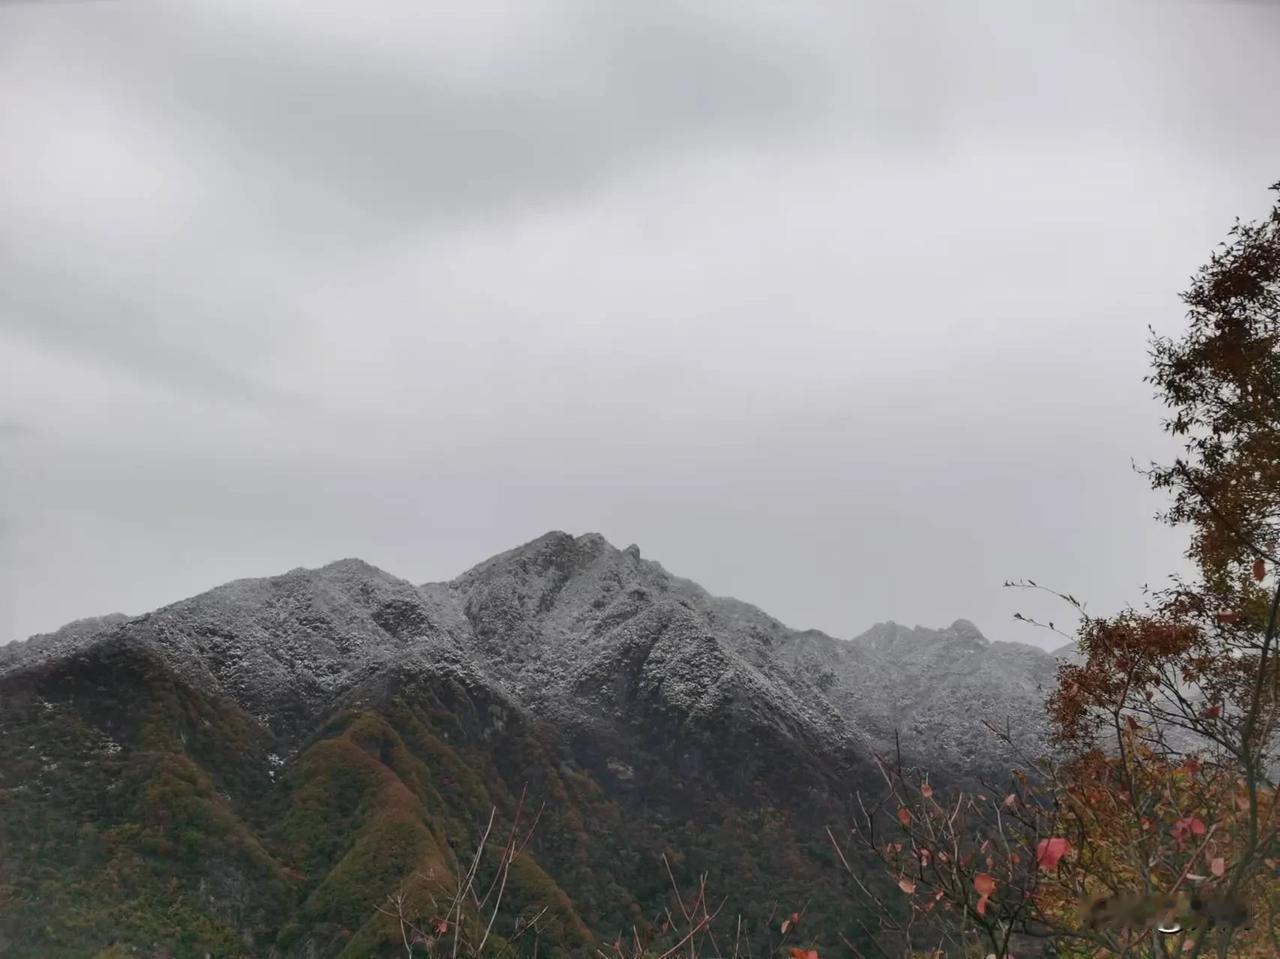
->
318, 557, 387, 574
946, 618, 988, 644
850, 618, 990, 652
462, 530, 616, 573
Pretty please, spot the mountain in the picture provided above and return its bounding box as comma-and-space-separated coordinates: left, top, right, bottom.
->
782, 618, 1063, 769
0, 612, 130, 671
0, 532, 1067, 958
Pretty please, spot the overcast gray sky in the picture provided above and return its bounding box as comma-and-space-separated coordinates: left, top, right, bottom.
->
3, 0, 1279, 649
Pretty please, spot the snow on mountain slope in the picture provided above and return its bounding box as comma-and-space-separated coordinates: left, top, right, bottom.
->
2, 531, 1067, 773
1, 559, 481, 737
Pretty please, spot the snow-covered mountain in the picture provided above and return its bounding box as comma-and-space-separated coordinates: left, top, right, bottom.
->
3, 530, 1066, 773
0, 531, 1072, 957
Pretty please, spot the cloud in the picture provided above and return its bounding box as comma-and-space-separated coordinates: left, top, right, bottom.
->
0, 234, 310, 405
0, 1, 842, 396
0, 0, 1277, 646
10, 1, 837, 235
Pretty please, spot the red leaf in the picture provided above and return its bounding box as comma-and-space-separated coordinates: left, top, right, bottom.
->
1216, 611, 1242, 625
898, 877, 916, 895
434, 918, 449, 935
920, 781, 933, 799
897, 807, 913, 827
1203, 704, 1222, 719
976, 894, 990, 916
1211, 856, 1226, 877
1172, 816, 1206, 843
1035, 837, 1072, 870
1002, 793, 1016, 807
973, 873, 996, 897
1254, 558, 1266, 582
781, 919, 790, 935
789, 950, 819, 959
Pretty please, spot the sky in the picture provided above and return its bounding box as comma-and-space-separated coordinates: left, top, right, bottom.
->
2, 0, 1279, 650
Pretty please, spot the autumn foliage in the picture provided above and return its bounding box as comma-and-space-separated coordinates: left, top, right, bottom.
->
839, 183, 1280, 958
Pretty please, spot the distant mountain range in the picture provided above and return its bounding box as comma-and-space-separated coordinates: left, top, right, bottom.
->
0, 531, 1074, 958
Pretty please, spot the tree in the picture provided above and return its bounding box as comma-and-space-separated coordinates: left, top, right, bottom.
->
841, 182, 1280, 958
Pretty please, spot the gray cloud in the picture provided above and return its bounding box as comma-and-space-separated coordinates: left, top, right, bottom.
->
0, 245, 301, 404
1, 1, 839, 395
1, 0, 1278, 647
23, 2, 835, 232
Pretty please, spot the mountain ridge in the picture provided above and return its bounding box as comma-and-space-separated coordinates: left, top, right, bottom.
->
6, 530, 1063, 670
0, 530, 1072, 957
2, 530, 1072, 769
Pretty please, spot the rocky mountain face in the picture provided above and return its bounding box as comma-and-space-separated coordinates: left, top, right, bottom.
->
781, 618, 1063, 771
0, 532, 1069, 958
